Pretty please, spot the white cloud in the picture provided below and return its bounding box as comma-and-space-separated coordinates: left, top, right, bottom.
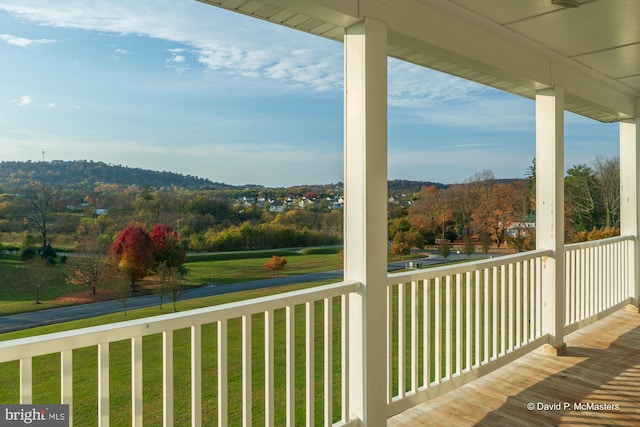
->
14, 95, 33, 106
0, 33, 55, 48
388, 59, 493, 108
0, 1, 344, 92
165, 48, 190, 72
47, 103, 56, 108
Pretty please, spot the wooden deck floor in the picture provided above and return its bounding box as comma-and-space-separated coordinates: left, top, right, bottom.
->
388, 307, 640, 426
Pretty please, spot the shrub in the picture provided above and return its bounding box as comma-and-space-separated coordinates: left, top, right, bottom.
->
41, 244, 57, 260
264, 255, 287, 275
21, 247, 37, 261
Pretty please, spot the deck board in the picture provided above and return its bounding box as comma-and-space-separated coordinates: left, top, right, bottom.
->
388, 307, 640, 426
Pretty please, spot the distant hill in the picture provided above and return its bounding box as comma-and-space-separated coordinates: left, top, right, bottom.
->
0, 160, 236, 191
388, 179, 448, 193
0, 160, 475, 195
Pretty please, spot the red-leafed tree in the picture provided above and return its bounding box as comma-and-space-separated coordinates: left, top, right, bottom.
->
151, 224, 186, 273
110, 225, 155, 292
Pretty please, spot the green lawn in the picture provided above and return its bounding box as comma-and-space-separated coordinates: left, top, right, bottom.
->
0, 256, 74, 315
0, 249, 344, 316
0, 280, 343, 425
183, 250, 343, 286
0, 248, 525, 424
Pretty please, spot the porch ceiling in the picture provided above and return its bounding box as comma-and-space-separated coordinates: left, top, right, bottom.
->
198, 0, 640, 122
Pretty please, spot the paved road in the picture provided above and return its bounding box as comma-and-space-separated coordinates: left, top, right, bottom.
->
0, 251, 494, 334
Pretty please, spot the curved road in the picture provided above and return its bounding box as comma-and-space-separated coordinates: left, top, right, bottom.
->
0, 251, 492, 334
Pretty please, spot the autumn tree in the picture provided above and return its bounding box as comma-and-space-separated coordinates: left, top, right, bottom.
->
408, 186, 440, 232
472, 181, 527, 248
445, 183, 475, 237
65, 237, 115, 295
391, 232, 411, 257
151, 224, 186, 274
109, 225, 155, 292
264, 255, 287, 276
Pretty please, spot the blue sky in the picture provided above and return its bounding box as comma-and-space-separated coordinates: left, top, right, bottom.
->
0, 0, 619, 187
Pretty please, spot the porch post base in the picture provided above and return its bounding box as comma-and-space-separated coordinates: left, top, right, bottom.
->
541, 343, 567, 356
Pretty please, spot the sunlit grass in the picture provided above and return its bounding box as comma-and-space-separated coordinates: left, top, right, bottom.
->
0, 280, 342, 425
0, 249, 343, 316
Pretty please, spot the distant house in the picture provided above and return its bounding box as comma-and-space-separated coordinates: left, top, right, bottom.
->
331, 195, 344, 210
299, 197, 315, 208
241, 196, 256, 207
269, 201, 284, 213
505, 222, 535, 237
94, 208, 108, 216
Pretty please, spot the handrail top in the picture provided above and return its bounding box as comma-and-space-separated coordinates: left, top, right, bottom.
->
387, 249, 552, 284
0, 279, 360, 362
565, 234, 634, 251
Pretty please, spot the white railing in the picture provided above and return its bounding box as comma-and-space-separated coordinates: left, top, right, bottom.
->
564, 235, 634, 334
1, 237, 635, 425
385, 250, 551, 417
0, 280, 360, 427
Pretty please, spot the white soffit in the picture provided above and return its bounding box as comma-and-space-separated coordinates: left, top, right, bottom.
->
198, 0, 639, 123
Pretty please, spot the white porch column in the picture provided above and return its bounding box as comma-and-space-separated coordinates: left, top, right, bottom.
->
344, 17, 388, 426
536, 87, 566, 354
620, 118, 640, 308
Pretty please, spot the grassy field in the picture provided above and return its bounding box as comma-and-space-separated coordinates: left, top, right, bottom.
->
0, 247, 517, 424
0, 248, 347, 424
0, 248, 344, 316
0, 280, 343, 425
0, 270, 517, 425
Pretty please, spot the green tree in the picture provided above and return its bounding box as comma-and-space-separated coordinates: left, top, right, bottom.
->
479, 230, 491, 257
438, 241, 451, 262
389, 217, 410, 240
462, 234, 475, 259
565, 164, 598, 234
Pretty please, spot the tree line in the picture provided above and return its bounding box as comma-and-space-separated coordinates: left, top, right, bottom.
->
0, 156, 621, 259
389, 157, 620, 255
